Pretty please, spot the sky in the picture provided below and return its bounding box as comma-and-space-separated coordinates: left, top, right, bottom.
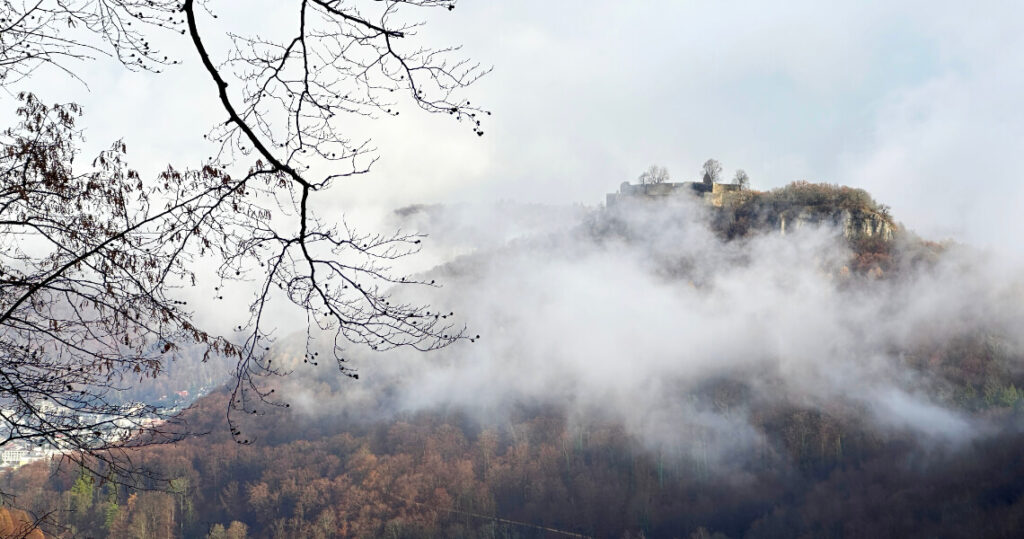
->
6, 0, 1024, 252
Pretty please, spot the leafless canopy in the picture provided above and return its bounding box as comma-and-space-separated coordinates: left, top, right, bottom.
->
702, 158, 722, 185
638, 165, 670, 186
0, 0, 183, 83
0, 0, 489, 471
733, 169, 749, 190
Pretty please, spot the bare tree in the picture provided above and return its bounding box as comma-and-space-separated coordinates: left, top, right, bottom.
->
733, 169, 749, 190
0, 0, 489, 478
701, 159, 722, 185
0, 94, 225, 483
638, 165, 670, 185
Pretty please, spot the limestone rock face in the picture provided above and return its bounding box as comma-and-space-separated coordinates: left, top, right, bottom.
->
841, 209, 895, 241
779, 208, 894, 241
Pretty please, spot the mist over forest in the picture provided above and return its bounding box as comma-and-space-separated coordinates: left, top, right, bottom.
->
10, 185, 1024, 538
311, 190, 1024, 451
3, 1, 1024, 538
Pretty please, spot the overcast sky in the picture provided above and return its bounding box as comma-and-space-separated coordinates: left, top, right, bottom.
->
7, 0, 1024, 252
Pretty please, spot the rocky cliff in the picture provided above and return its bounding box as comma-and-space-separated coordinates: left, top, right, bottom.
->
778, 207, 895, 241
714, 181, 900, 243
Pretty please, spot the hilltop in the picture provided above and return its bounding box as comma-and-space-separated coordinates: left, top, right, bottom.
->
597, 180, 946, 286
607, 180, 897, 241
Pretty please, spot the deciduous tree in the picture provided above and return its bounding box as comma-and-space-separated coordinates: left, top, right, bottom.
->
701, 159, 722, 185
638, 165, 670, 185
0, 0, 488, 477
733, 169, 749, 190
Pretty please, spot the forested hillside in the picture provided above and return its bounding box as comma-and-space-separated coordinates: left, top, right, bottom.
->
5, 382, 1024, 538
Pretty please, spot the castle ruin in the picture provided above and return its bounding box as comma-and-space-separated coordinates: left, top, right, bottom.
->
606, 179, 742, 208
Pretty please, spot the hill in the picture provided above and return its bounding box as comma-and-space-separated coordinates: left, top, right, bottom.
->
3, 183, 1024, 538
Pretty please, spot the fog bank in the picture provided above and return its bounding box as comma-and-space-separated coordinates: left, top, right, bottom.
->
280, 198, 1024, 462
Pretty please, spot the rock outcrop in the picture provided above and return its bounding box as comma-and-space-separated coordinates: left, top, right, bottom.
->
778, 207, 895, 241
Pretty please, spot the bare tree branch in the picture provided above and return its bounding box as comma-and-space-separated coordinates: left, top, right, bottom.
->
0, 0, 488, 496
